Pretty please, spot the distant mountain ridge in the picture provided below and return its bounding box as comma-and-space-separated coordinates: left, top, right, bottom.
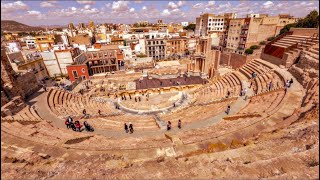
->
1, 20, 45, 32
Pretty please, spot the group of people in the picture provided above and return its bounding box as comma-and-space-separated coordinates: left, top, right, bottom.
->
167, 120, 182, 131
285, 78, 294, 89
65, 116, 94, 132
124, 123, 134, 133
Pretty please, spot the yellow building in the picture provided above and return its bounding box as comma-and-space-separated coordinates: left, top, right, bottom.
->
96, 33, 108, 41
17, 56, 49, 81
35, 35, 56, 52
168, 24, 183, 33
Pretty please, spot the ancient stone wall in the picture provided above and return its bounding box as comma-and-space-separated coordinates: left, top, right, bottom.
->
1, 48, 40, 101
219, 52, 249, 69
288, 53, 319, 88
1, 91, 9, 106
16, 72, 41, 98
1, 96, 26, 117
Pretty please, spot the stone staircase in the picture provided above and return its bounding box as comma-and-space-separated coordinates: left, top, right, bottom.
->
261, 32, 319, 67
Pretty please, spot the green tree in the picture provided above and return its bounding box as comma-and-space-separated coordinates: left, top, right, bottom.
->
279, 10, 319, 35
279, 23, 297, 35
296, 10, 319, 28
183, 24, 196, 31
250, 45, 260, 50
245, 48, 253, 54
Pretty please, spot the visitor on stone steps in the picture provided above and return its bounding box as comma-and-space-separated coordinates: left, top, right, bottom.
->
167, 121, 172, 131
98, 109, 101, 115
243, 88, 247, 96
75, 121, 82, 132
227, 91, 230, 98
84, 121, 94, 132
289, 78, 293, 88
268, 81, 273, 91
83, 109, 86, 116
249, 81, 253, 88
129, 123, 134, 134
178, 120, 181, 129
226, 105, 231, 115
65, 119, 70, 129
68, 116, 73, 124
124, 123, 128, 133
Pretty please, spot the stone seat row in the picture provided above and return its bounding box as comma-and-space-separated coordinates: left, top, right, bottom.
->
239, 59, 273, 80
2, 106, 43, 124
252, 71, 284, 94
47, 88, 116, 118
194, 72, 242, 104
159, 98, 236, 125
84, 114, 160, 131
176, 89, 286, 144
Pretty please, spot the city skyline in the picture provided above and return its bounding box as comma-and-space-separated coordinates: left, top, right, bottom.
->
1, 0, 319, 26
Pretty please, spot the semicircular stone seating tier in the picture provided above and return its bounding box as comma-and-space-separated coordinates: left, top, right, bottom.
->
0, 59, 305, 158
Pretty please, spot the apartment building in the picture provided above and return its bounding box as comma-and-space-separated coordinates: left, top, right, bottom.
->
195, 13, 237, 37
67, 50, 119, 81
35, 35, 56, 52
25, 36, 36, 49
224, 14, 298, 54
166, 37, 187, 57
145, 34, 166, 60
17, 57, 49, 82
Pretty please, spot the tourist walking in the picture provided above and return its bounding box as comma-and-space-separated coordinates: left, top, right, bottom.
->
83, 109, 86, 116
124, 123, 128, 133
226, 105, 231, 115
98, 109, 101, 115
227, 91, 230, 98
243, 88, 247, 96
167, 121, 172, 131
268, 81, 273, 91
129, 123, 134, 134
289, 78, 293, 88
178, 120, 181, 129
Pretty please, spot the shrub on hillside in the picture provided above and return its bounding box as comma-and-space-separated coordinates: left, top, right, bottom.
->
245, 48, 253, 54
267, 36, 275, 41
259, 41, 266, 45
250, 45, 260, 50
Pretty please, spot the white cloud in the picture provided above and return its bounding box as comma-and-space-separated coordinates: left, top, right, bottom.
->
84, 5, 91, 9
1, 1, 28, 13
71, 7, 77, 11
105, 3, 111, 8
263, 1, 274, 9
27, 10, 41, 15
40, 1, 57, 8
193, 3, 203, 9
112, 1, 129, 12
177, 1, 186, 7
142, 6, 147, 10
207, 1, 215, 7
161, 9, 171, 16
76, 1, 95, 4
130, 8, 135, 12
168, 1, 185, 9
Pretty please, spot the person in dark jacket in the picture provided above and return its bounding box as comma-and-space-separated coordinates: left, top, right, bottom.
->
178, 120, 181, 129
124, 123, 129, 133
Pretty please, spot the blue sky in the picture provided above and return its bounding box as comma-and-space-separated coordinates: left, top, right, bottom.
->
1, 1, 319, 26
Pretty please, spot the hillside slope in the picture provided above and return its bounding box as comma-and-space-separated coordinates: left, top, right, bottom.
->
1, 20, 44, 32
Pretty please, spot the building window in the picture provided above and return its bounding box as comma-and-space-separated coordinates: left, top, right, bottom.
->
82, 68, 86, 73
72, 70, 78, 78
